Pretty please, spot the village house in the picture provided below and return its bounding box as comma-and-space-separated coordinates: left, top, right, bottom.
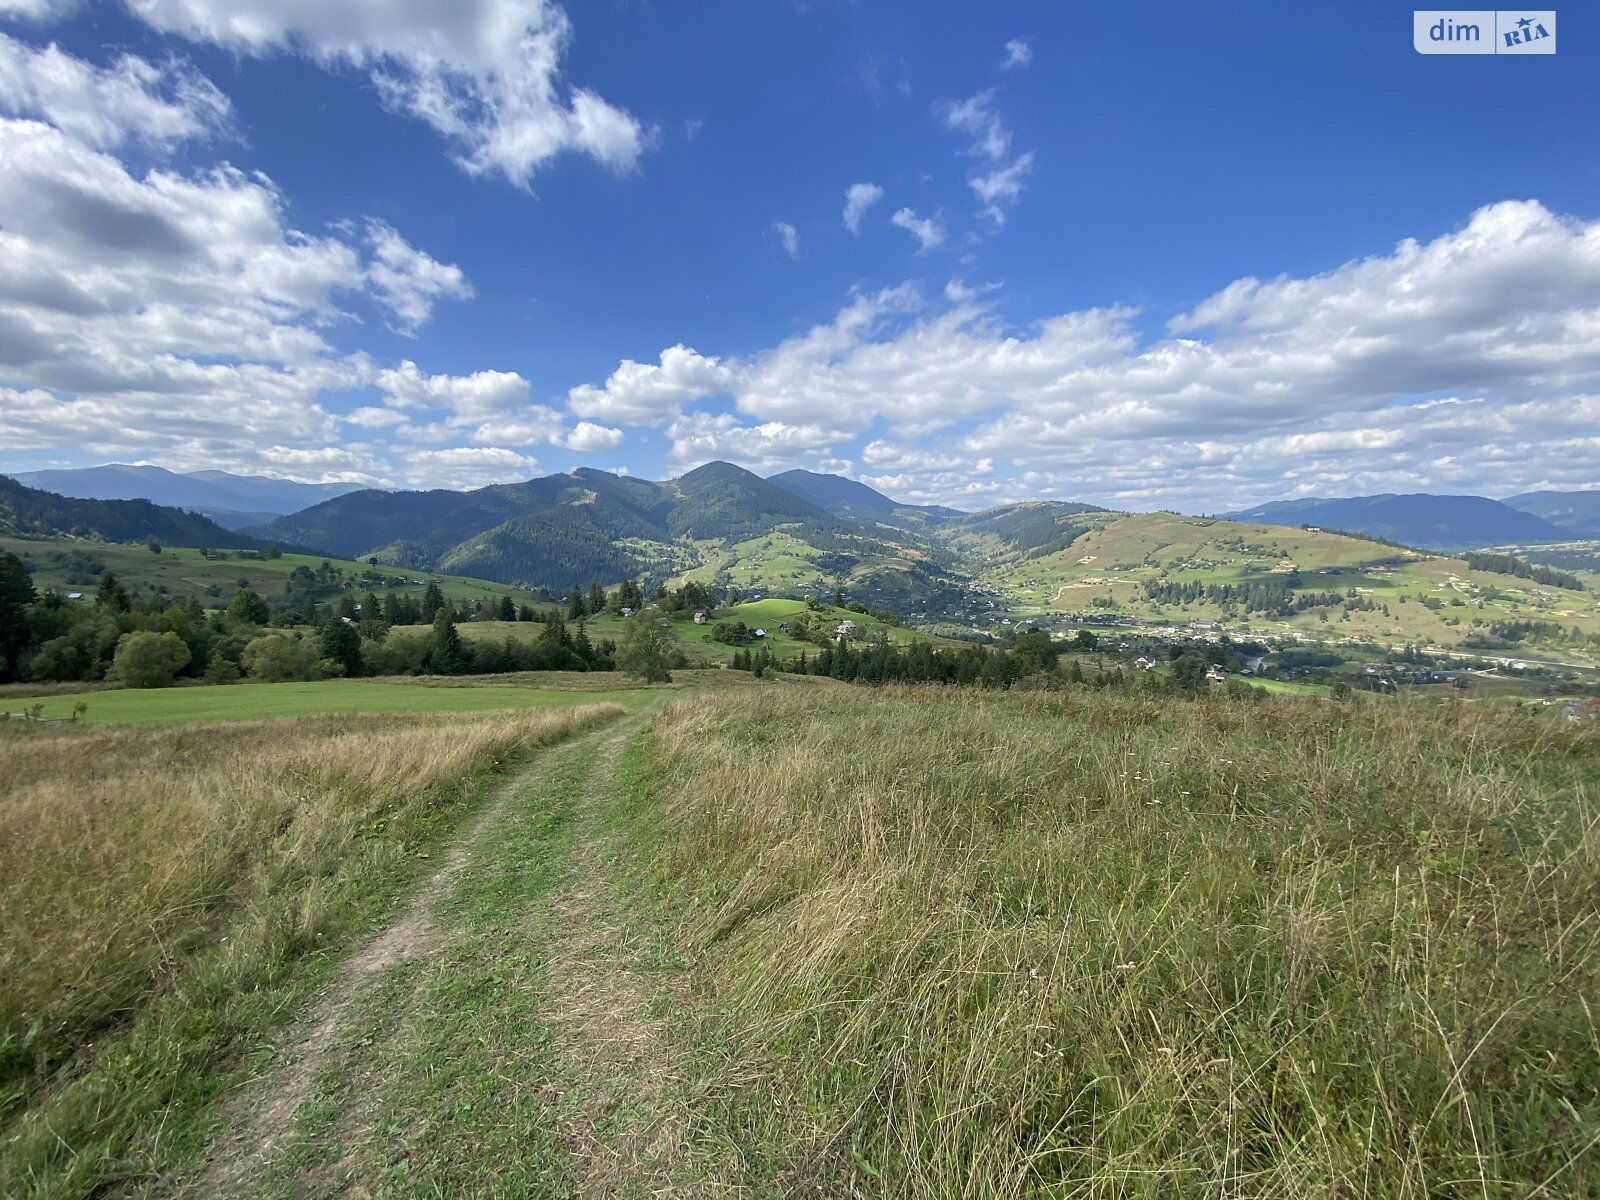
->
692, 611, 707, 624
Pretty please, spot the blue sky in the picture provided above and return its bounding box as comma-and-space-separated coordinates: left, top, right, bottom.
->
0, 1, 1597, 510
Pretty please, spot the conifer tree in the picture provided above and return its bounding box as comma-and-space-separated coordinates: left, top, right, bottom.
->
96, 571, 131, 613
430, 608, 465, 673
421, 581, 446, 623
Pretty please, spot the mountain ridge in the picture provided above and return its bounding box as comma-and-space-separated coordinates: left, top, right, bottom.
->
765, 468, 965, 527
0, 474, 274, 549
1503, 489, 1600, 538
1224, 493, 1576, 551
8, 464, 364, 525
244, 461, 925, 597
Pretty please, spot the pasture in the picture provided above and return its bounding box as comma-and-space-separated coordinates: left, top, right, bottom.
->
0, 676, 657, 725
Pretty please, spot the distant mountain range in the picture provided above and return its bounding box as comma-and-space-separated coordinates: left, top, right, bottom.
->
7, 465, 363, 529
5, 459, 1596, 603
766, 469, 964, 528
1504, 491, 1600, 538
0, 474, 267, 549
242, 461, 971, 605
1224, 493, 1591, 550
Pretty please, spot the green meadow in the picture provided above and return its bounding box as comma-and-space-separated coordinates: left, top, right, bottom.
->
1, 676, 656, 725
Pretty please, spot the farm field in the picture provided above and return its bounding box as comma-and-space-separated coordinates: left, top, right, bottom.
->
2, 676, 657, 724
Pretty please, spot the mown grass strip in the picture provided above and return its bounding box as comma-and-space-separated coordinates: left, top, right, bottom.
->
242, 737, 617, 1198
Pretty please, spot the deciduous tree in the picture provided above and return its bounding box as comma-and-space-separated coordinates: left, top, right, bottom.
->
108, 631, 191, 689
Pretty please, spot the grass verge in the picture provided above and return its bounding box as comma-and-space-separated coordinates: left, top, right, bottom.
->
623, 686, 1600, 1198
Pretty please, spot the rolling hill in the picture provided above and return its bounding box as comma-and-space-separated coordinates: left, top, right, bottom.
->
973, 509, 1600, 663
7, 463, 1599, 659
1224, 494, 1574, 550
9, 465, 363, 527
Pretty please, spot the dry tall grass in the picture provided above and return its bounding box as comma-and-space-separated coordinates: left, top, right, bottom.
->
638, 688, 1600, 1198
0, 704, 619, 1146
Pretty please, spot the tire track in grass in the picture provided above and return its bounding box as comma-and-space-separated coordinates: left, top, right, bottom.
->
183, 701, 728, 1198
180, 715, 632, 1198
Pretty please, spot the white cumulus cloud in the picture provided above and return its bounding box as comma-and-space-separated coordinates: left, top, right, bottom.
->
402, 445, 541, 488
562, 420, 624, 452
121, 0, 645, 187
0, 33, 231, 151
363, 220, 473, 335
1001, 38, 1032, 70
563, 201, 1600, 509
938, 88, 1034, 224
842, 181, 883, 234
891, 206, 944, 253
566, 344, 733, 426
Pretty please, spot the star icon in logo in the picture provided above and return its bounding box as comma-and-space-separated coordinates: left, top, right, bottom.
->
1517, 15, 1534, 29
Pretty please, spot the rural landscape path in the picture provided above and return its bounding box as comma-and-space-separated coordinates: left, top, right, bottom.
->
180, 702, 717, 1199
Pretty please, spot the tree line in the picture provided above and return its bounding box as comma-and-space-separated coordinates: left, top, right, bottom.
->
1142, 578, 1351, 616
1460, 552, 1585, 592
0, 548, 622, 687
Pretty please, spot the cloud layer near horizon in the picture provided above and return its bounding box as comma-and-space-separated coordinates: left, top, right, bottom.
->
564, 199, 1600, 508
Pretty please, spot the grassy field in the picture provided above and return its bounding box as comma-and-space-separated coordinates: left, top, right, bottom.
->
0, 676, 658, 724
1, 536, 530, 610
0, 702, 623, 1195
625, 686, 1600, 1197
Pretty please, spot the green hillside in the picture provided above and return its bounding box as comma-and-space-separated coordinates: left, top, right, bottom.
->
250, 461, 970, 613
18, 462, 1598, 665
0, 474, 264, 549
973, 511, 1600, 663
1, 537, 533, 611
